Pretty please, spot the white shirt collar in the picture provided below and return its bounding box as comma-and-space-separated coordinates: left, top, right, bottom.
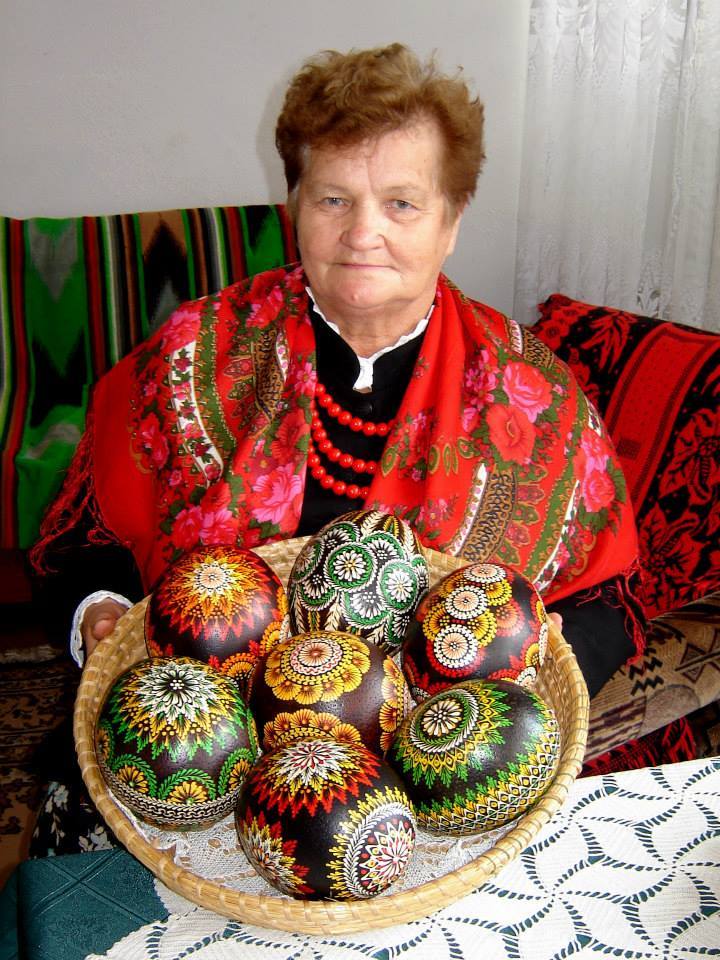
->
306, 287, 433, 391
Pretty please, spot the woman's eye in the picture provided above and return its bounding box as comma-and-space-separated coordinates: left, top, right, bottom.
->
322, 197, 346, 208
389, 200, 415, 212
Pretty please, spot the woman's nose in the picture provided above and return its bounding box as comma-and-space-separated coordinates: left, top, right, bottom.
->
341, 204, 383, 248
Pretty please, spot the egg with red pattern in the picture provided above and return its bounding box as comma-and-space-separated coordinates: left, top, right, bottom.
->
235, 738, 416, 900
401, 561, 548, 700
145, 545, 289, 694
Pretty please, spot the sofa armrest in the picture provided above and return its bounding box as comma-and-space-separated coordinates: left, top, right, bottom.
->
586, 591, 720, 760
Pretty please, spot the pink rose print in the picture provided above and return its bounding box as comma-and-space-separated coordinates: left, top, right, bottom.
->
487, 404, 535, 464
162, 305, 200, 352
580, 428, 609, 473
253, 463, 303, 526
462, 356, 497, 432
138, 413, 169, 470
199, 482, 236, 545
248, 287, 285, 329
417, 497, 454, 528
174, 380, 192, 401
581, 468, 616, 513
172, 504, 203, 551
292, 360, 316, 395
502, 362, 552, 423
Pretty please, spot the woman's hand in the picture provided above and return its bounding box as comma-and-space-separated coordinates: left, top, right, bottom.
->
548, 611, 563, 632
81, 599, 128, 660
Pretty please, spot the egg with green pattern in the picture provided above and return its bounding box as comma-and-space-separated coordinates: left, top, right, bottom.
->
287, 510, 429, 655
95, 657, 258, 827
388, 679, 560, 835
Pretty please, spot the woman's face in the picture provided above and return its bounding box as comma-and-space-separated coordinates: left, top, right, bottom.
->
295, 121, 462, 337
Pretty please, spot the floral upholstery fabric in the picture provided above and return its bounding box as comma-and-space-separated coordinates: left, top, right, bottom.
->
531, 294, 720, 621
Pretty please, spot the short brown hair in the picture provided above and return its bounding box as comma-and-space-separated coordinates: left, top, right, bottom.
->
276, 43, 485, 215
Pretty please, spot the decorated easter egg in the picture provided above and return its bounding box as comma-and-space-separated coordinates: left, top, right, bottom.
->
388, 679, 560, 835
248, 629, 410, 756
235, 738, 416, 900
145, 545, 289, 691
96, 657, 258, 827
287, 509, 429, 654
402, 562, 548, 700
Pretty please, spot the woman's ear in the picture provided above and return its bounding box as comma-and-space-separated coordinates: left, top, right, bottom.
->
444, 203, 466, 258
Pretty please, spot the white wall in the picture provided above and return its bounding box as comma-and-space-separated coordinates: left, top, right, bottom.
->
0, 0, 530, 314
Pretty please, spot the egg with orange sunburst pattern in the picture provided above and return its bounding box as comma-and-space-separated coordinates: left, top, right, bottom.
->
145, 546, 289, 693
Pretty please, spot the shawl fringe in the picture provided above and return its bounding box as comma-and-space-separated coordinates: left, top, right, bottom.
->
29, 405, 122, 575
574, 559, 648, 663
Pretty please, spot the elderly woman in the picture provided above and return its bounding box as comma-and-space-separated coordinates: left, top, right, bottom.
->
31, 44, 641, 853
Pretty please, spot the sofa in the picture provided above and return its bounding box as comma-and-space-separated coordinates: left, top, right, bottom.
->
529, 296, 720, 766
1, 204, 718, 768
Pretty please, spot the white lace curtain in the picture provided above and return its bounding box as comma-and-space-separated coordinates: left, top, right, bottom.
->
514, 0, 720, 331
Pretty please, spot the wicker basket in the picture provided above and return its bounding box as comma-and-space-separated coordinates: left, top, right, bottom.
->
74, 538, 588, 934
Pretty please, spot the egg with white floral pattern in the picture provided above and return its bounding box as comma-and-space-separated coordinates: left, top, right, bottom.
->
287, 510, 429, 655
235, 738, 416, 900
402, 562, 548, 700
388, 679, 560, 835
247, 629, 411, 756
145, 545, 289, 694
95, 657, 258, 827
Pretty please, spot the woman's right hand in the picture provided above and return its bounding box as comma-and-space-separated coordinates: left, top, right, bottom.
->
81, 598, 128, 660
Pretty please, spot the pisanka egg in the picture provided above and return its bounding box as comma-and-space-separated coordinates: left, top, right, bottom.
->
402, 562, 548, 700
388, 679, 560, 835
248, 629, 411, 756
235, 738, 416, 900
287, 509, 429, 655
95, 657, 258, 827
145, 545, 289, 692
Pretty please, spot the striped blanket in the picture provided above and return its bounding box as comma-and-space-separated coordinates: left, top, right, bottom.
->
0, 205, 296, 550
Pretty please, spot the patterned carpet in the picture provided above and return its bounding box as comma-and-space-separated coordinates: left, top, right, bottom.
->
0, 636, 78, 889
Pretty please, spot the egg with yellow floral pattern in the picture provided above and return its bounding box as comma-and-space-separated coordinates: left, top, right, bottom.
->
95, 657, 259, 827
287, 510, 429, 655
402, 562, 548, 700
388, 678, 560, 836
145, 545, 289, 694
235, 738, 416, 900
247, 630, 411, 756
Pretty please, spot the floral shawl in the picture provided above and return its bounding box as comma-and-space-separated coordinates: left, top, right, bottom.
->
36, 265, 639, 610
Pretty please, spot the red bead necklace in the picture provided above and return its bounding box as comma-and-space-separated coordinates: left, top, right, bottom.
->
315, 382, 393, 436
309, 381, 395, 499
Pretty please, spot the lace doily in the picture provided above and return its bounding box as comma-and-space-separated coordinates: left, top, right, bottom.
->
114, 794, 513, 901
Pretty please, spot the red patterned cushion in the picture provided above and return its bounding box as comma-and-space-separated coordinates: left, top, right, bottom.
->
530, 295, 720, 620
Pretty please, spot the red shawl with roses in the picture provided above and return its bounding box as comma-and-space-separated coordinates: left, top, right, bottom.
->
34, 265, 639, 628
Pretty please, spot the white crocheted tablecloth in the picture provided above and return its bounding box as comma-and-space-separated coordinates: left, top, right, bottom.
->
87, 757, 720, 960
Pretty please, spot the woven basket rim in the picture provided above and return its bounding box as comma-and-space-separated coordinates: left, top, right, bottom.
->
74, 538, 589, 934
